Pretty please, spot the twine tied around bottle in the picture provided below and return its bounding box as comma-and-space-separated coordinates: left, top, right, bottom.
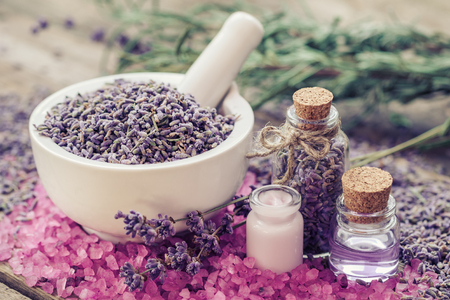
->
246, 121, 340, 185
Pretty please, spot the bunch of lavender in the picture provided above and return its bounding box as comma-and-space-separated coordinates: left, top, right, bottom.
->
116, 194, 252, 291
35, 79, 236, 165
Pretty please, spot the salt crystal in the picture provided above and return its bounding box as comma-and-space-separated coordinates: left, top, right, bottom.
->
319, 268, 335, 283
56, 278, 67, 296
308, 283, 321, 296
116, 277, 127, 294
76, 247, 87, 259
24, 275, 38, 287
179, 288, 190, 298
305, 268, 319, 281
137, 244, 148, 257
0, 248, 11, 261
231, 274, 245, 285
285, 294, 296, 300
59, 262, 71, 272
79, 288, 96, 299
57, 231, 71, 242
370, 280, 386, 294
105, 254, 119, 270
261, 269, 275, 280
218, 269, 228, 278
212, 291, 226, 300
126, 243, 138, 257
32, 250, 49, 265
40, 282, 54, 294
41, 265, 54, 277
60, 221, 71, 233
145, 278, 159, 295
134, 255, 144, 269
88, 246, 103, 260
205, 286, 217, 299
243, 257, 255, 268
61, 286, 75, 298
22, 263, 34, 277
123, 292, 136, 300
322, 284, 333, 295
162, 280, 180, 292
191, 273, 203, 287
259, 286, 275, 297
59, 246, 70, 257
81, 257, 93, 268
248, 294, 263, 300
99, 240, 114, 253
227, 264, 236, 275
84, 267, 95, 276
85, 234, 99, 243
93, 278, 107, 293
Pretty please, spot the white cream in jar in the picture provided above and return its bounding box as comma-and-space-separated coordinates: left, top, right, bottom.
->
246, 185, 303, 274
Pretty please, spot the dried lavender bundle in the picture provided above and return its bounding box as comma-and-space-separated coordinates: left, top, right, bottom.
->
274, 140, 346, 254
36, 79, 236, 165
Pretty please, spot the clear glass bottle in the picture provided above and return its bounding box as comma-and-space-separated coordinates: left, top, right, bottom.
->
329, 194, 400, 282
273, 104, 349, 255
246, 185, 303, 274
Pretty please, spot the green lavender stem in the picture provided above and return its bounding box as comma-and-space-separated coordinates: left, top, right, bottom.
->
351, 117, 450, 168
173, 195, 250, 223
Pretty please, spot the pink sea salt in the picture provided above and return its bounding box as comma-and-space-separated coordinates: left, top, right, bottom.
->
0, 177, 440, 300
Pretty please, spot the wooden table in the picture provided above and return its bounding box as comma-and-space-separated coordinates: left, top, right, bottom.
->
1, 0, 450, 298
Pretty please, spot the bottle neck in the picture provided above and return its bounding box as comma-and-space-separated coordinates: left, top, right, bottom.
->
336, 194, 397, 233
286, 105, 340, 131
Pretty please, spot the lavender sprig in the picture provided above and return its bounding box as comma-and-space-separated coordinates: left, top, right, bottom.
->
117, 194, 250, 290
115, 211, 176, 242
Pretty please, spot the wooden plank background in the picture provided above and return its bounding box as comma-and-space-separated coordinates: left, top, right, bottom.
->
1, 0, 450, 298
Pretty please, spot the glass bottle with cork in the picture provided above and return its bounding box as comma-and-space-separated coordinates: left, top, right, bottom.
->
247, 87, 349, 255
329, 167, 400, 282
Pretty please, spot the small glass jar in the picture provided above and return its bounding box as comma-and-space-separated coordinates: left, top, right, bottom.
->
246, 185, 303, 274
273, 105, 349, 255
329, 194, 400, 282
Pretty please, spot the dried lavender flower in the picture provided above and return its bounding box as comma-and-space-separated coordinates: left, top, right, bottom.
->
119, 262, 145, 292
36, 79, 235, 165
115, 210, 145, 238
186, 210, 204, 235
31, 25, 39, 35
186, 258, 202, 276
145, 258, 167, 282
194, 232, 222, 256
233, 196, 251, 217
115, 211, 175, 242
148, 214, 176, 240
38, 17, 48, 29
91, 28, 105, 42
218, 213, 234, 235
64, 17, 74, 29
166, 241, 191, 271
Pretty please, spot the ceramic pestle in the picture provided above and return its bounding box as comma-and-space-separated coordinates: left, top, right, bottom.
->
177, 11, 264, 108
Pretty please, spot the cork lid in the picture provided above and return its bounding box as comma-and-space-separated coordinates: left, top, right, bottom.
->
342, 167, 393, 215
292, 87, 333, 120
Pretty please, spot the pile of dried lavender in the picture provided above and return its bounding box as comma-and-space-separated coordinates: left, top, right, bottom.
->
36, 79, 235, 165
0, 90, 47, 214
386, 158, 450, 299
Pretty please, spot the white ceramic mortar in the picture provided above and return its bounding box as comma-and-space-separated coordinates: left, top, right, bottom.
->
29, 72, 254, 243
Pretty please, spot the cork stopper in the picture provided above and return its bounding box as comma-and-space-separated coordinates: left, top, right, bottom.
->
293, 87, 333, 120
342, 167, 393, 224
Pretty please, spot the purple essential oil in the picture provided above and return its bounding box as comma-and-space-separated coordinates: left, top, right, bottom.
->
329, 168, 400, 282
